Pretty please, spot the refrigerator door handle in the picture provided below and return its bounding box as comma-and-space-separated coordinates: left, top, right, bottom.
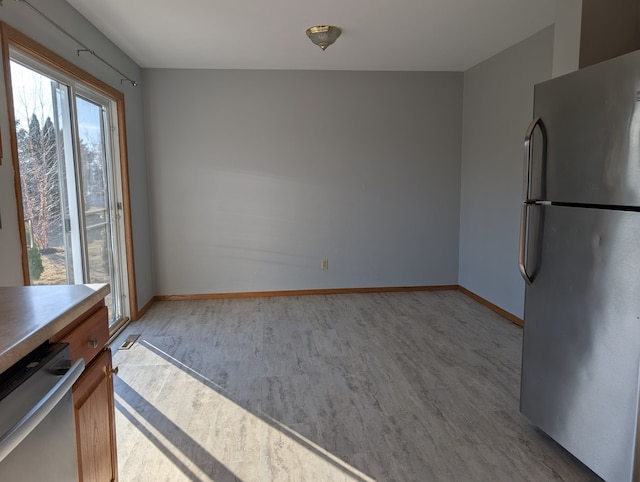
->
520, 117, 545, 284
519, 202, 533, 284
522, 116, 544, 202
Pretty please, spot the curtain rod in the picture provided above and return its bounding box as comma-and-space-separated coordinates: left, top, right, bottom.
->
9, 0, 138, 86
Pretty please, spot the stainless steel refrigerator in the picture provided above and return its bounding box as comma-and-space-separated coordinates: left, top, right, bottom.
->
519, 49, 640, 482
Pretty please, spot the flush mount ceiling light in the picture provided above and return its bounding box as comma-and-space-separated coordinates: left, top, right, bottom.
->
306, 25, 342, 51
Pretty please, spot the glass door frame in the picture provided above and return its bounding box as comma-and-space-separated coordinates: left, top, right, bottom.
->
74, 87, 130, 323
1, 23, 138, 327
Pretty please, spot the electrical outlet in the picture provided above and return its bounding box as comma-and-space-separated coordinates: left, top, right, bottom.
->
321, 259, 328, 270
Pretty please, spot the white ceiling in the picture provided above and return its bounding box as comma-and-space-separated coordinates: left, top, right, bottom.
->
65, 0, 556, 71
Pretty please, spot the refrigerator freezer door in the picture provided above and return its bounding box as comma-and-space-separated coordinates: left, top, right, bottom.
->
532, 49, 640, 207
521, 204, 640, 482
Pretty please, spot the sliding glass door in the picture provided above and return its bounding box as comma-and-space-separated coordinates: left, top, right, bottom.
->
75, 92, 126, 321
9, 52, 128, 325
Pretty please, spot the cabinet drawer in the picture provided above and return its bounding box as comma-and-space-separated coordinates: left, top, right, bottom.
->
61, 306, 109, 365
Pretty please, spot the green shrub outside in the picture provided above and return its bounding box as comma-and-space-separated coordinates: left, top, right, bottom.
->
28, 244, 44, 281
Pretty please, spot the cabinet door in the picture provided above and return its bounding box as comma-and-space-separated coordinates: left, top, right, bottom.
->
73, 348, 118, 482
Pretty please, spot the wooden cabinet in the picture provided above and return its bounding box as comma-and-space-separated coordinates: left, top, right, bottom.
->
73, 349, 118, 482
53, 301, 118, 482
62, 306, 110, 367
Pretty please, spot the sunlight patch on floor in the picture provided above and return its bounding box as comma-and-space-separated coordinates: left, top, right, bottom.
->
115, 341, 376, 482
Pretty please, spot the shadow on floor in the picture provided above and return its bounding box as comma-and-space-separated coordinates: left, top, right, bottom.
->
115, 379, 241, 481
115, 339, 374, 482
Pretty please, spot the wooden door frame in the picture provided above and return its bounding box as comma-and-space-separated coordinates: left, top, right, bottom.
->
0, 22, 139, 320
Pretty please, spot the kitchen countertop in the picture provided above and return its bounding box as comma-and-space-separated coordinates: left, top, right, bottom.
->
0, 284, 110, 374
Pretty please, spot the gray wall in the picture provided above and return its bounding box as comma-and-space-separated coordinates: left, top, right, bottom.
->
458, 26, 554, 318
0, 0, 154, 310
144, 70, 463, 296
552, 0, 583, 77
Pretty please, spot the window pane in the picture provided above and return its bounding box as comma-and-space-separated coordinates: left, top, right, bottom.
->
76, 95, 118, 319
10, 60, 76, 285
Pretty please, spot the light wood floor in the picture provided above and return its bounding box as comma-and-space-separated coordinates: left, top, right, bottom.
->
112, 290, 600, 481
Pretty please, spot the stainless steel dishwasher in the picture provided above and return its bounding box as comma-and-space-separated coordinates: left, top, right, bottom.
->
0, 342, 84, 481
